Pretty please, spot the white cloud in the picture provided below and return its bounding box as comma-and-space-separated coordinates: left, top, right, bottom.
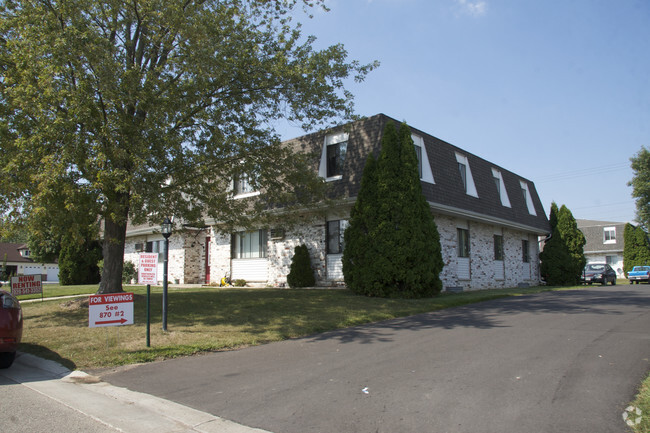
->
455, 0, 487, 17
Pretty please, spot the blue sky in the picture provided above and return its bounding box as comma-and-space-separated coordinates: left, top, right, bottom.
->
278, 0, 650, 224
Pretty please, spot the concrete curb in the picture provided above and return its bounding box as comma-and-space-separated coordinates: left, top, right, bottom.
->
5, 352, 272, 433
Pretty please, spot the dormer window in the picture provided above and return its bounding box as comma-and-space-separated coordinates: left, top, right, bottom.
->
491, 168, 511, 207
319, 132, 349, 180
455, 153, 478, 197
234, 172, 256, 195
604, 227, 616, 244
519, 181, 537, 216
411, 134, 435, 184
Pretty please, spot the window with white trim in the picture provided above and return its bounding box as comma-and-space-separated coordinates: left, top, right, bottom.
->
232, 230, 267, 259
491, 168, 511, 207
455, 153, 478, 197
145, 240, 165, 263
604, 227, 616, 244
319, 132, 349, 180
519, 181, 537, 216
234, 172, 256, 196
411, 134, 435, 184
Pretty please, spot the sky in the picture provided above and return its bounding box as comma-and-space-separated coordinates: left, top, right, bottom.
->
277, 0, 650, 224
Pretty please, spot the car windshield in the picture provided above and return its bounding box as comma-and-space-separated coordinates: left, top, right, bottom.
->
586, 264, 605, 272
1, 292, 19, 309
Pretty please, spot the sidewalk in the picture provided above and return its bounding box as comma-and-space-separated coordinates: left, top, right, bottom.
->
2, 352, 271, 433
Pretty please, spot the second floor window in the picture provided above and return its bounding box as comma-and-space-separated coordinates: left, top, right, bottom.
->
458, 163, 467, 192
327, 140, 347, 178
234, 172, 256, 195
604, 227, 616, 243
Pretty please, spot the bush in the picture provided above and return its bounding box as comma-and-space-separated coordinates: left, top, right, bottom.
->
233, 279, 247, 287
122, 261, 137, 284
287, 245, 315, 288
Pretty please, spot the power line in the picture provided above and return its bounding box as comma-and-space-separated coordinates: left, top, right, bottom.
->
535, 162, 630, 183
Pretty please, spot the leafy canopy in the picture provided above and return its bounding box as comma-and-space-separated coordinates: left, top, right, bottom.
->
0, 0, 377, 292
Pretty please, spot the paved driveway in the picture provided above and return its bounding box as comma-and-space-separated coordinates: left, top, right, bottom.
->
98, 287, 650, 433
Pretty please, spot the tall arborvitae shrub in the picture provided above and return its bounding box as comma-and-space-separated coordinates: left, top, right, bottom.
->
557, 205, 586, 284
540, 203, 572, 285
287, 244, 315, 288
623, 223, 650, 274
540, 202, 585, 285
343, 121, 443, 298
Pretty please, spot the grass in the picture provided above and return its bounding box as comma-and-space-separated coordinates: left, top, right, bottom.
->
16, 283, 583, 371
629, 373, 650, 432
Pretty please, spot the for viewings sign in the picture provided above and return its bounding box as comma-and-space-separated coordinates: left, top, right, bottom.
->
88, 292, 134, 328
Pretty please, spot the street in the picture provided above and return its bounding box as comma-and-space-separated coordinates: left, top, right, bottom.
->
98, 286, 650, 433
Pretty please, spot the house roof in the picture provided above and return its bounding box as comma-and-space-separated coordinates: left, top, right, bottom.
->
0, 243, 33, 264
286, 114, 550, 235
577, 219, 627, 253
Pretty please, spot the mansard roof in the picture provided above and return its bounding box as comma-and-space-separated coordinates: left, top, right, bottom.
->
285, 113, 550, 235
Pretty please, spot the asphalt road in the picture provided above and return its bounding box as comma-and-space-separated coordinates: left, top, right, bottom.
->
98, 286, 650, 433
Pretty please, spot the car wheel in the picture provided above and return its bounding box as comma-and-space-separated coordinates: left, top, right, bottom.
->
0, 352, 16, 369
601, 279, 607, 286
611, 278, 616, 286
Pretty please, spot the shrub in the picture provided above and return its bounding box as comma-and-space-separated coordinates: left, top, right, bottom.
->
287, 244, 315, 288
122, 261, 137, 284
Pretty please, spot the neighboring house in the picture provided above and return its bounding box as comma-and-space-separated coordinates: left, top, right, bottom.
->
123, 114, 550, 291
0, 243, 60, 282
576, 219, 627, 276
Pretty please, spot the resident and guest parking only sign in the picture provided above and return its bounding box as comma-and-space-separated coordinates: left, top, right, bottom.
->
138, 253, 159, 285
88, 292, 134, 328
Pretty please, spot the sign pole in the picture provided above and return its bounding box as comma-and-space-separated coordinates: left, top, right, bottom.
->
146, 284, 151, 347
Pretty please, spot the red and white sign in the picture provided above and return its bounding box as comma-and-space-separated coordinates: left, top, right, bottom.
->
88, 292, 134, 328
138, 253, 159, 285
11, 274, 43, 296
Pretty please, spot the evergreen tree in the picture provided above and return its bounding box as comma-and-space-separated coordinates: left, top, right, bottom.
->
342, 155, 379, 293
58, 234, 102, 285
540, 203, 572, 285
540, 202, 584, 285
287, 245, 315, 288
623, 223, 650, 274
629, 147, 650, 230
557, 205, 586, 284
343, 122, 443, 298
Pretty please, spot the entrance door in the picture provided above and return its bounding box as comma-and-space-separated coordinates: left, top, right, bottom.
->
205, 237, 211, 284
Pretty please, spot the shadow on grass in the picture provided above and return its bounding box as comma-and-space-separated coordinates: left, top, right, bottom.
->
19, 342, 77, 371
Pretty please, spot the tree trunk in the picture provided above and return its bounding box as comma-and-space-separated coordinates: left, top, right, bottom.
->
98, 216, 127, 294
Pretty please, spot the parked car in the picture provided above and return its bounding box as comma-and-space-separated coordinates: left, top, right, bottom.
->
627, 266, 650, 284
581, 263, 617, 285
0, 290, 23, 368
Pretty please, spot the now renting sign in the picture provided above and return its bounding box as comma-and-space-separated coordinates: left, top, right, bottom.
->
11, 274, 43, 296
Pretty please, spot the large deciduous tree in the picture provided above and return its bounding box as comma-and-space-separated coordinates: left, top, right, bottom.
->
342, 122, 443, 298
629, 147, 650, 230
0, 0, 377, 293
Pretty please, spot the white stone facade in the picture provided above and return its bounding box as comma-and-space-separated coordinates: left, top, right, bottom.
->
195, 211, 541, 290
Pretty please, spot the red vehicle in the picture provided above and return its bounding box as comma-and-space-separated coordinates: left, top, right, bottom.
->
0, 290, 23, 368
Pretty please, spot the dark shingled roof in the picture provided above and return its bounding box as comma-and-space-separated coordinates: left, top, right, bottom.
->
285, 113, 550, 234
0, 243, 33, 263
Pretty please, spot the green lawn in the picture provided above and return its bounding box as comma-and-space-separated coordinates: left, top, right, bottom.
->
18, 284, 580, 371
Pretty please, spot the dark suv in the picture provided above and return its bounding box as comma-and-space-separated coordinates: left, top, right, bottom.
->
581, 263, 617, 286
